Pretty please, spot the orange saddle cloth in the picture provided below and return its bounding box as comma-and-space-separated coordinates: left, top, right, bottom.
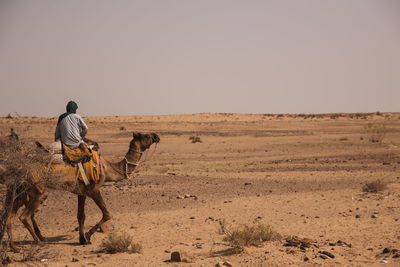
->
60, 143, 102, 184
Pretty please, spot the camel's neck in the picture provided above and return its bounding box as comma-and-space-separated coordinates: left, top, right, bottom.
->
104, 147, 143, 182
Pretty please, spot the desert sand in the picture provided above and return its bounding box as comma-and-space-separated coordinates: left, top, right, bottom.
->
1, 112, 399, 266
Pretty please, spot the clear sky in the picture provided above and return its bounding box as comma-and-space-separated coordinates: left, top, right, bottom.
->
0, 0, 399, 117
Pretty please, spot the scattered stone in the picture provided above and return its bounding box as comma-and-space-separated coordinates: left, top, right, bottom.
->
164, 250, 170, 253
393, 254, 400, 258
371, 214, 378, 219
184, 194, 191, 198
336, 240, 352, 247
244, 182, 251, 186
319, 254, 328, 259
190, 216, 195, 219
304, 256, 309, 262
222, 261, 233, 266
177, 195, 184, 199
170, 251, 191, 262
72, 258, 79, 262
320, 251, 335, 258
355, 215, 361, 218
383, 248, 391, 254
381, 259, 388, 263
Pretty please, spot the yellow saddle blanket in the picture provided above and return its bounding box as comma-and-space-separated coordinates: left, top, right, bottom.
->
58, 143, 102, 184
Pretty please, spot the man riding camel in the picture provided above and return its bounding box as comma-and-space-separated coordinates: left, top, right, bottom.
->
55, 100, 88, 149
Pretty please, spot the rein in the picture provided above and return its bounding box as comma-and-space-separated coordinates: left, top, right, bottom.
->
123, 143, 158, 179
123, 150, 142, 179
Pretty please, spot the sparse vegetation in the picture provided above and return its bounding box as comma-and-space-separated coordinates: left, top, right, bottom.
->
0, 130, 52, 261
189, 135, 202, 143
364, 123, 386, 143
100, 232, 142, 254
219, 220, 281, 253
362, 179, 387, 193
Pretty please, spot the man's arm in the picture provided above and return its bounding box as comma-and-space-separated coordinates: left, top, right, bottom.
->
79, 116, 88, 138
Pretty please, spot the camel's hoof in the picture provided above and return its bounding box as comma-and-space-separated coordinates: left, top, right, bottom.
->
80, 233, 91, 245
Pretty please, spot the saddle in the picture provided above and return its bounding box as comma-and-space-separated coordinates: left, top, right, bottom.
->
49, 141, 101, 185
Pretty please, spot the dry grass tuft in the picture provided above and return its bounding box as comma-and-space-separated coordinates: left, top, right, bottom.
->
100, 232, 142, 254
189, 136, 202, 143
364, 123, 386, 143
362, 179, 387, 193
219, 220, 281, 253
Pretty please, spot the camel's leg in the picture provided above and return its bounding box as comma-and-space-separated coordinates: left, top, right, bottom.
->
19, 192, 46, 245
24, 192, 47, 242
7, 195, 24, 252
84, 190, 112, 242
77, 194, 87, 244
31, 213, 45, 242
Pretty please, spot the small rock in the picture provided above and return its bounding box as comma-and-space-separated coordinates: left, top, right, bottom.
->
383, 248, 391, 254
371, 214, 378, 219
171, 251, 191, 262
177, 195, 184, 199
184, 194, 191, 198
190, 216, 195, 219
320, 251, 335, 258
355, 215, 361, 218
304, 256, 309, 261
381, 259, 388, 263
320, 255, 328, 259
72, 258, 79, 262
223, 261, 233, 267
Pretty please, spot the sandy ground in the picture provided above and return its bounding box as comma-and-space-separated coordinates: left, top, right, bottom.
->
1, 112, 400, 266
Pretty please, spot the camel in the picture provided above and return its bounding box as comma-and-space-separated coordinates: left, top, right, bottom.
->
4, 132, 160, 252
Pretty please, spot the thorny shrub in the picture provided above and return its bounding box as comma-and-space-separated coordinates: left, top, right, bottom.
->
100, 232, 142, 254
364, 123, 386, 143
0, 130, 53, 262
362, 179, 387, 193
219, 220, 282, 253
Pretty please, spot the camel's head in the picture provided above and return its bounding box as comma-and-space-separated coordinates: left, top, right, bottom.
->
130, 132, 160, 152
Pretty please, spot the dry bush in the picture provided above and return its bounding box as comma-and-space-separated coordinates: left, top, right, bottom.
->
362, 179, 387, 193
100, 232, 142, 254
364, 123, 386, 143
0, 131, 53, 261
219, 220, 281, 253
189, 136, 202, 143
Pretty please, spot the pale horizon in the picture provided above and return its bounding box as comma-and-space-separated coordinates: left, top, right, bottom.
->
1, 0, 399, 117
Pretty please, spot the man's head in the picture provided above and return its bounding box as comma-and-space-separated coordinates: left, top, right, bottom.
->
66, 101, 78, 113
